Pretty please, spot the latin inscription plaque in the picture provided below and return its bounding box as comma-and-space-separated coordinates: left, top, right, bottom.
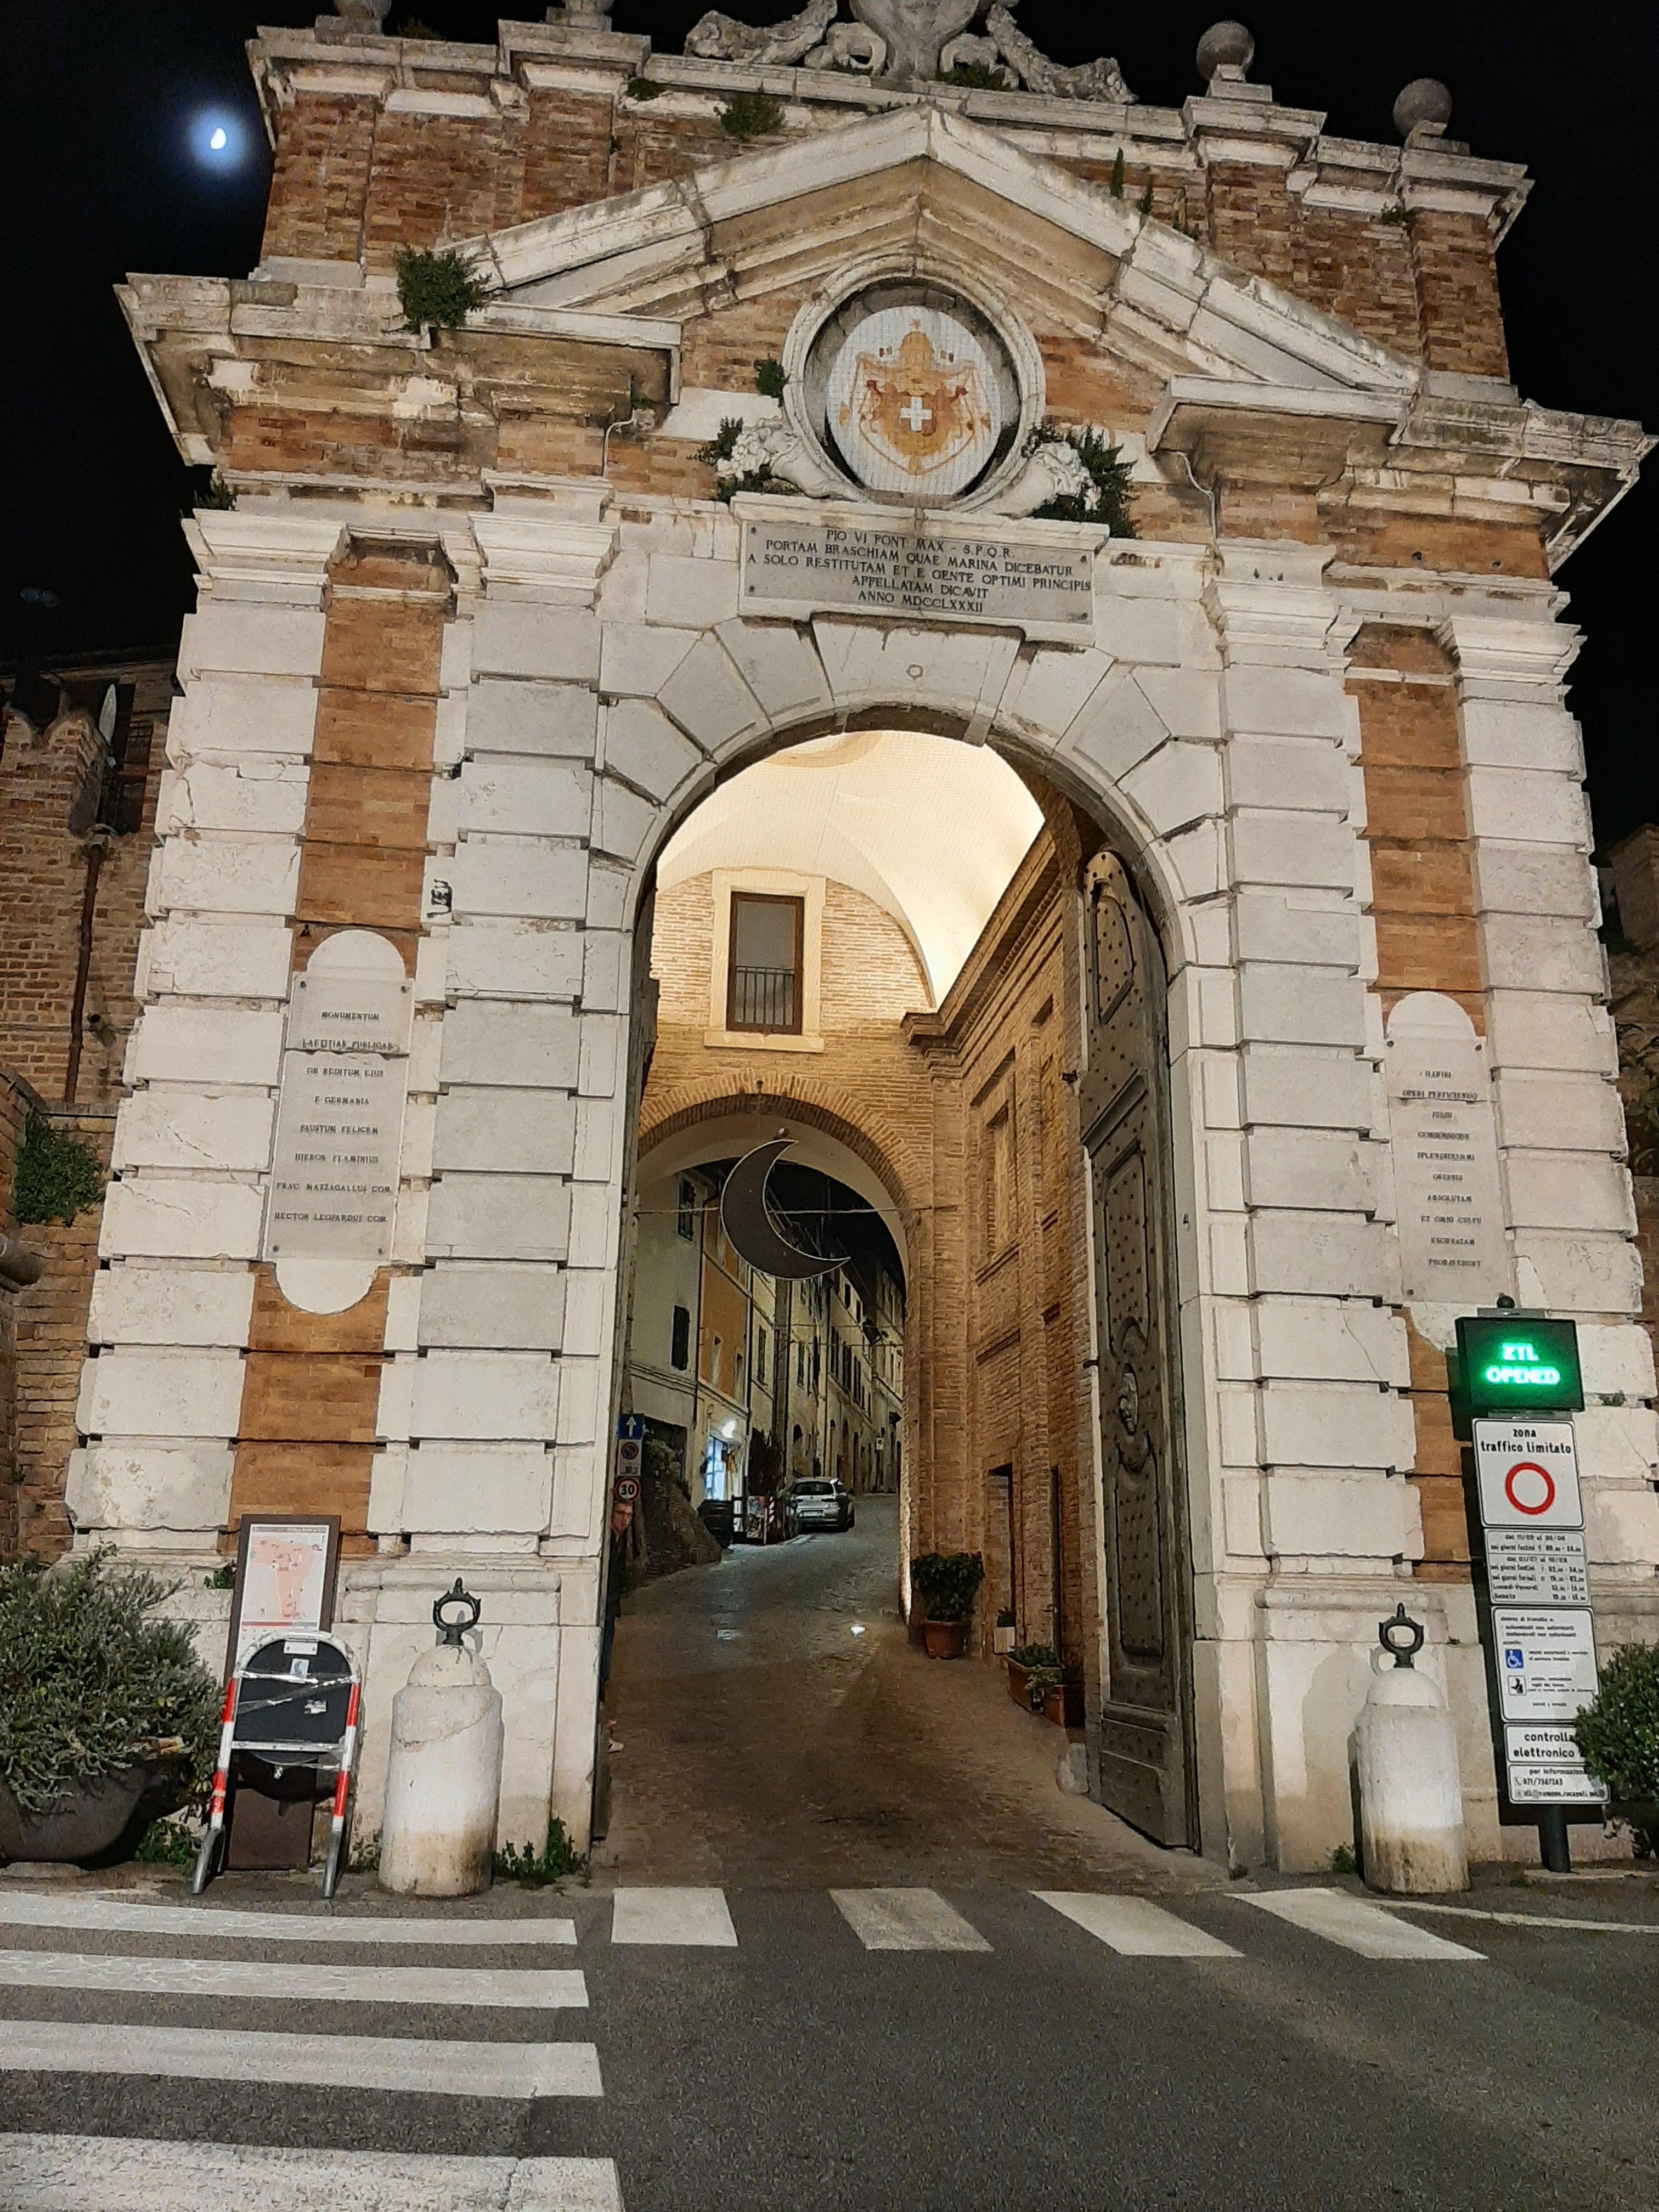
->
1385, 995, 1513, 1304
738, 510, 1096, 641
265, 1052, 405, 1261
287, 970, 412, 1056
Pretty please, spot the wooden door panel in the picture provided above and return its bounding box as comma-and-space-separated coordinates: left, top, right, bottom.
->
1079, 852, 1195, 1849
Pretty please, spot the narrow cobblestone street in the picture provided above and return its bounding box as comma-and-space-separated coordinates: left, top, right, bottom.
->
595, 1497, 1205, 1894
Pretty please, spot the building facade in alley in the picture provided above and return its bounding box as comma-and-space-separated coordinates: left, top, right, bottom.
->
9, 3, 1657, 1871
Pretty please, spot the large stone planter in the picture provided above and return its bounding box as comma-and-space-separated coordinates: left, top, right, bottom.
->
0, 1759, 181, 1867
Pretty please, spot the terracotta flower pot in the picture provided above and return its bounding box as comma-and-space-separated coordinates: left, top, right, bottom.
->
1042, 1679, 1086, 1729
922, 1617, 968, 1660
1007, 1659, 1034, 1709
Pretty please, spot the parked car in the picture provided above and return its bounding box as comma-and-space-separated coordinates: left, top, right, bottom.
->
784, 1479, 855, 1535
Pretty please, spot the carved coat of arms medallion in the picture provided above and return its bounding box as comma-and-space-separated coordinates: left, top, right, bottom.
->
825, 308, 1000, 497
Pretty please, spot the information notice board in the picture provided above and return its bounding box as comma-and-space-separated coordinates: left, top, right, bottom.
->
1468, 1402, 1605, 1816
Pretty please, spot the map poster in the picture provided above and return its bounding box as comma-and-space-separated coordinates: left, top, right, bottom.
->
225, 1515, 339, 1673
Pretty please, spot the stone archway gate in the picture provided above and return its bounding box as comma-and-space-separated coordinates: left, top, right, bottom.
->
66, 490, 1634, 1869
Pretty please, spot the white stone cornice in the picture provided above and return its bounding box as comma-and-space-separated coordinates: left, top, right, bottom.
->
1204, 541, 1339, 668
1437, 612, 1583, 702
182, 510, 349, 608
473, 485, 619, 606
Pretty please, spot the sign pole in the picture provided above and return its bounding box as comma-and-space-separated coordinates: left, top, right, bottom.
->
1455, 1308, 1605, 1870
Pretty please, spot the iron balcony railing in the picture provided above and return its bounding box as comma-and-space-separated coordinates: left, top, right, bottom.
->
730, 964, 798, 1031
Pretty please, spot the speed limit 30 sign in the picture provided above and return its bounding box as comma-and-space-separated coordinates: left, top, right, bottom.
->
1472, 1419, 1582, 1531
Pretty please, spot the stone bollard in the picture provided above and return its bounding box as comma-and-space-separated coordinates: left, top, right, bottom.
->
1355, 1604, 1468, 1896
379, 1580, 504, 1898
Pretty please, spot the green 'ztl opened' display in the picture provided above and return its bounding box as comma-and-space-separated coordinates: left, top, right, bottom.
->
1455, 1314, 1583, 1415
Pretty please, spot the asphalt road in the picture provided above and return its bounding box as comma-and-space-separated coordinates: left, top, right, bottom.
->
3, 1509, 1657, 2210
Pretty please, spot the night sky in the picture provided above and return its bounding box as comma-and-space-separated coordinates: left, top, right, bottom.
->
5, 3, 1652, 844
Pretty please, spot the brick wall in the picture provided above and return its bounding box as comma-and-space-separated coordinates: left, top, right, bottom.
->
253, 55, 1512, 380
0, 662, 172, 1561
644, 828, 1087, 1663
1348, 625, 1481, 1581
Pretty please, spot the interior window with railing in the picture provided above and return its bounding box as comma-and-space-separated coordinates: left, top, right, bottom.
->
726, 891, 804, 1035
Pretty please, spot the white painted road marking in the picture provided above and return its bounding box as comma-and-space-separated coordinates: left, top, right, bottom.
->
1034, 1892, 1240, 1958
1239, 1889, 1485, 1961
0, 1895, 576, 1946
610, 1887, 737, 1947
831, 1888, 991, 1952
0, 2137, 625, 2211
0, 2024, 604, 2098
1381, 1900, 1659, 1936
0, 1950, 588, 2010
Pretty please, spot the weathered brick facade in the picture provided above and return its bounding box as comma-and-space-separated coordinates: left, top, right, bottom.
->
0, 654, 173, 1562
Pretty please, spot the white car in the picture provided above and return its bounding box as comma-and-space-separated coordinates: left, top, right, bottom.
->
785, 1479, 854, 1534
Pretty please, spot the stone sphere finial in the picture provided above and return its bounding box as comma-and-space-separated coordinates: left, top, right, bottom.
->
1393, 77, 1453, 138
1197, 21, 1255, 82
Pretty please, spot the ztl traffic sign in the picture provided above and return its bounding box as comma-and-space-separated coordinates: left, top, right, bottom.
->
1472, 1420, 1582, 1531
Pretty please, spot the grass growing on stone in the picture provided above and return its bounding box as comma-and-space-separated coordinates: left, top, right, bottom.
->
394, 247, 488, 331
495, 1818, 584, 1885
718, 91, 785, 142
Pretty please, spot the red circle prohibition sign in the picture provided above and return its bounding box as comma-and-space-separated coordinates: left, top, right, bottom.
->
1504, 1460, 1555, 1516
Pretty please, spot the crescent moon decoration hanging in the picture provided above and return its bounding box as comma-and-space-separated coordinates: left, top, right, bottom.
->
719, 1138, 843, 1281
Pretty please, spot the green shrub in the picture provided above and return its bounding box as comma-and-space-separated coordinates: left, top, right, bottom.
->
1574, 1641, 1659, 1802
910, 1550, 984, 1623
753, 356, 787, 400
625, 75, 663, 100
1009, 1643, 1058, 1670
718, 91, 785, 142
394, 247, 488, 331
134, 1816, 198, 1868
0, 1551, 219, 1818
14, 1110, 104, 1227
495, 1818, 584, 1885
697, 416, 744, 466
1028, 422, 1136, 535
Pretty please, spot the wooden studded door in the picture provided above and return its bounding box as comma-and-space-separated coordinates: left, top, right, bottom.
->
1077, 850, 1197, 1848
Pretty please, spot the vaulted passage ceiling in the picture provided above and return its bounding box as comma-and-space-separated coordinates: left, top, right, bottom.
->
657, 729, 1043, 1003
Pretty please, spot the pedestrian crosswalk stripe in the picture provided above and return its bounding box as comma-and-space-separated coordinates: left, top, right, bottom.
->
0, 2137, 625, 2212
610, 1886, 737, 1947
1238, 1888, 1485, 1961
0, 1949, 588, 2010
0, 2024, 605, 2098
830, 1888, 991, 1953
0, 1895, 577, 1946
1034, 1892, 1240, 1957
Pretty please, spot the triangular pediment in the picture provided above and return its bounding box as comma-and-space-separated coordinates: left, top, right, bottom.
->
464, 105, 1417, 400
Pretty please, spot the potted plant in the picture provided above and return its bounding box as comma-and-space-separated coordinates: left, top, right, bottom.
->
992, 1607, 1017, 1657
1039, 1669, 1086, 1729
910, 1551, 983, 1658
1573, 1639, 1659, 1854
0, 1551, 219, 1866
907, 1553, 939, 1645
1007, 1641, 1058, 1711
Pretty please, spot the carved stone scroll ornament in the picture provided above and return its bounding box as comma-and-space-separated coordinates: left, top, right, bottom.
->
804, 21, 887, 74
984, 4, 1133, 101
848, 1, 977, 84
724, 421, 855, 500
685, 0, 838, 65
981, 436, 1092, 518
938, 33, 1003, 78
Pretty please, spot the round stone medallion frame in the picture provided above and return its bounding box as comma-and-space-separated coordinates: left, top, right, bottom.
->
780, 253, 1047, 510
